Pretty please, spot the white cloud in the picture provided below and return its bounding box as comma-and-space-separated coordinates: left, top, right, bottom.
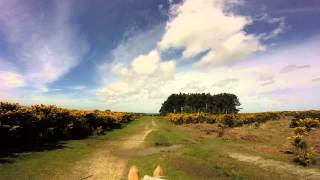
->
132, 50, 160, 75
97, 50, 176, 112
312, 78, 320, 82
158, 0, 264, 67
109, 24, 165, 65
0, 71, 25, 89
96, 24, 165, 85
212, 78, 239, 87
263, 21, 286, 40
98, 36, 320, 112
255, 14, 287, 40
96, 0, 319, 113
26, 95, 103, 110
69, 85, 87, 90
280, 64, 310, 73
160, 61, 176, 80
0, 0, 89, 91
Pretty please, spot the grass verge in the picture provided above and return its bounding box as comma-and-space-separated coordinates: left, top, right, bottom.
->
0, 117, 150, 180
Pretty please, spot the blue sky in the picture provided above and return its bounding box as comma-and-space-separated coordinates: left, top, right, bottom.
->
0, 0, 320, 113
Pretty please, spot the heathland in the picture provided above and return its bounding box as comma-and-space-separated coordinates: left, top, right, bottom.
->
1, 101, 320, 179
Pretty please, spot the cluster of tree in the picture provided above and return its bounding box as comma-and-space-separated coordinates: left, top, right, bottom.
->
159, 93, 241, 115
0, 102, 132, 147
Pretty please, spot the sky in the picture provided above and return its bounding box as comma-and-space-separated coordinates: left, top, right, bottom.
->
0, 0, 320, 113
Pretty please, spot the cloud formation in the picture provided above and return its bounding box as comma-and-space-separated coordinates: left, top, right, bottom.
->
96, 0, 305, 112
259, 74, 275, 86
0, 0, 89, 91
312, 78, 320, 82
280, 64, 311, 73
158, 0, 264, 67
109, 24, 165, 65
256, 14, 287, 40
97, 50, 176, 111
275, 7, 320, 14
98, 34, 320, 112
0, 71, 25, 89
212, 78, 240, 87
0, 0, 318, 113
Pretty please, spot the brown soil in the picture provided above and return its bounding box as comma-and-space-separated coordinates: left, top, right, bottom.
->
229, 152, 320, 180
52, 120, 156, 180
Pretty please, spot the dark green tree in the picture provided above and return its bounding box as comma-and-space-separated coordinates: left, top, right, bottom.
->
159, 93, 240, 115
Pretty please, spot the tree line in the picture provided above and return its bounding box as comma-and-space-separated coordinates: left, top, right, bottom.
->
159, 93, 241, 115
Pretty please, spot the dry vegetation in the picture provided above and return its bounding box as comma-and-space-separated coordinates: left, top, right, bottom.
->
1, 105, 320, 179
167, 111, 320, 168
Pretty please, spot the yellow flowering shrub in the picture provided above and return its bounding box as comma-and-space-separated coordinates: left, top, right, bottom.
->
293, 127, 308, 135
288, 117, 319, 166
166, 112, 281, 127
0, 102, 133, 146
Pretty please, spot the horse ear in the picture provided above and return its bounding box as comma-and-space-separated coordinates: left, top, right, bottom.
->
153, 165, 164, 177
128, 165, 139, 180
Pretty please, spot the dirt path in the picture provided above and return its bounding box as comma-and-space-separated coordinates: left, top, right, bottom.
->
229, 152, 320, 180
54, 118, 156, 180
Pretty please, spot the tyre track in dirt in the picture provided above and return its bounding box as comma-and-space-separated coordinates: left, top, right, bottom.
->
229, 152, 320, 180
53, 118, 156, 180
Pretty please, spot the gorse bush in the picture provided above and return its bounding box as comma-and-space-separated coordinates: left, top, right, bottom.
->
290, 118, 320, 129
166, 110, 320, 127
293, 127, 308, 136
166, 112, 281, 127
288, 117, 319, 166
294, 152, 314, 166
0, 102, 133, 146
289, 110, 320, 120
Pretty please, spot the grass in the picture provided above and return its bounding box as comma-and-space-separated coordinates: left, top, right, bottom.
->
0, 140, 95, 180
145, 117, 191, 147
1, 116, 319, 180
126, 117, 312, 180
0, 117, 150, 180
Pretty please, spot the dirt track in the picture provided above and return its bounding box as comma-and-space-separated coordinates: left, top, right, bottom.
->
53, 120, 155, 180
229, 152, 320, 180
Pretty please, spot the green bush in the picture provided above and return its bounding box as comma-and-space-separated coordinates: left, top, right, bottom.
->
222, 115, 235, 127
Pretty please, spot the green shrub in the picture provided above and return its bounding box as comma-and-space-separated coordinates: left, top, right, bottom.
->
222, 115, 235, 127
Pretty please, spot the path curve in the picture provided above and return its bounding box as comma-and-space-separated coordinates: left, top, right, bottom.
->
54, 118, 155, 180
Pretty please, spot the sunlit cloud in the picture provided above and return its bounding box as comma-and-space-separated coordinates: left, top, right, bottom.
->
158, 0, 264, 67
98, 34, 320, 112
97, 50, 176, 111
96, 0, 290, 112
0, 71, 25, 89
0, 0, 318, 112
0, 0, 89, 92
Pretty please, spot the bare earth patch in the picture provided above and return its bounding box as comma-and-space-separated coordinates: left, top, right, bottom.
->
229, 152, 320, 180
52, 120, 156, 180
